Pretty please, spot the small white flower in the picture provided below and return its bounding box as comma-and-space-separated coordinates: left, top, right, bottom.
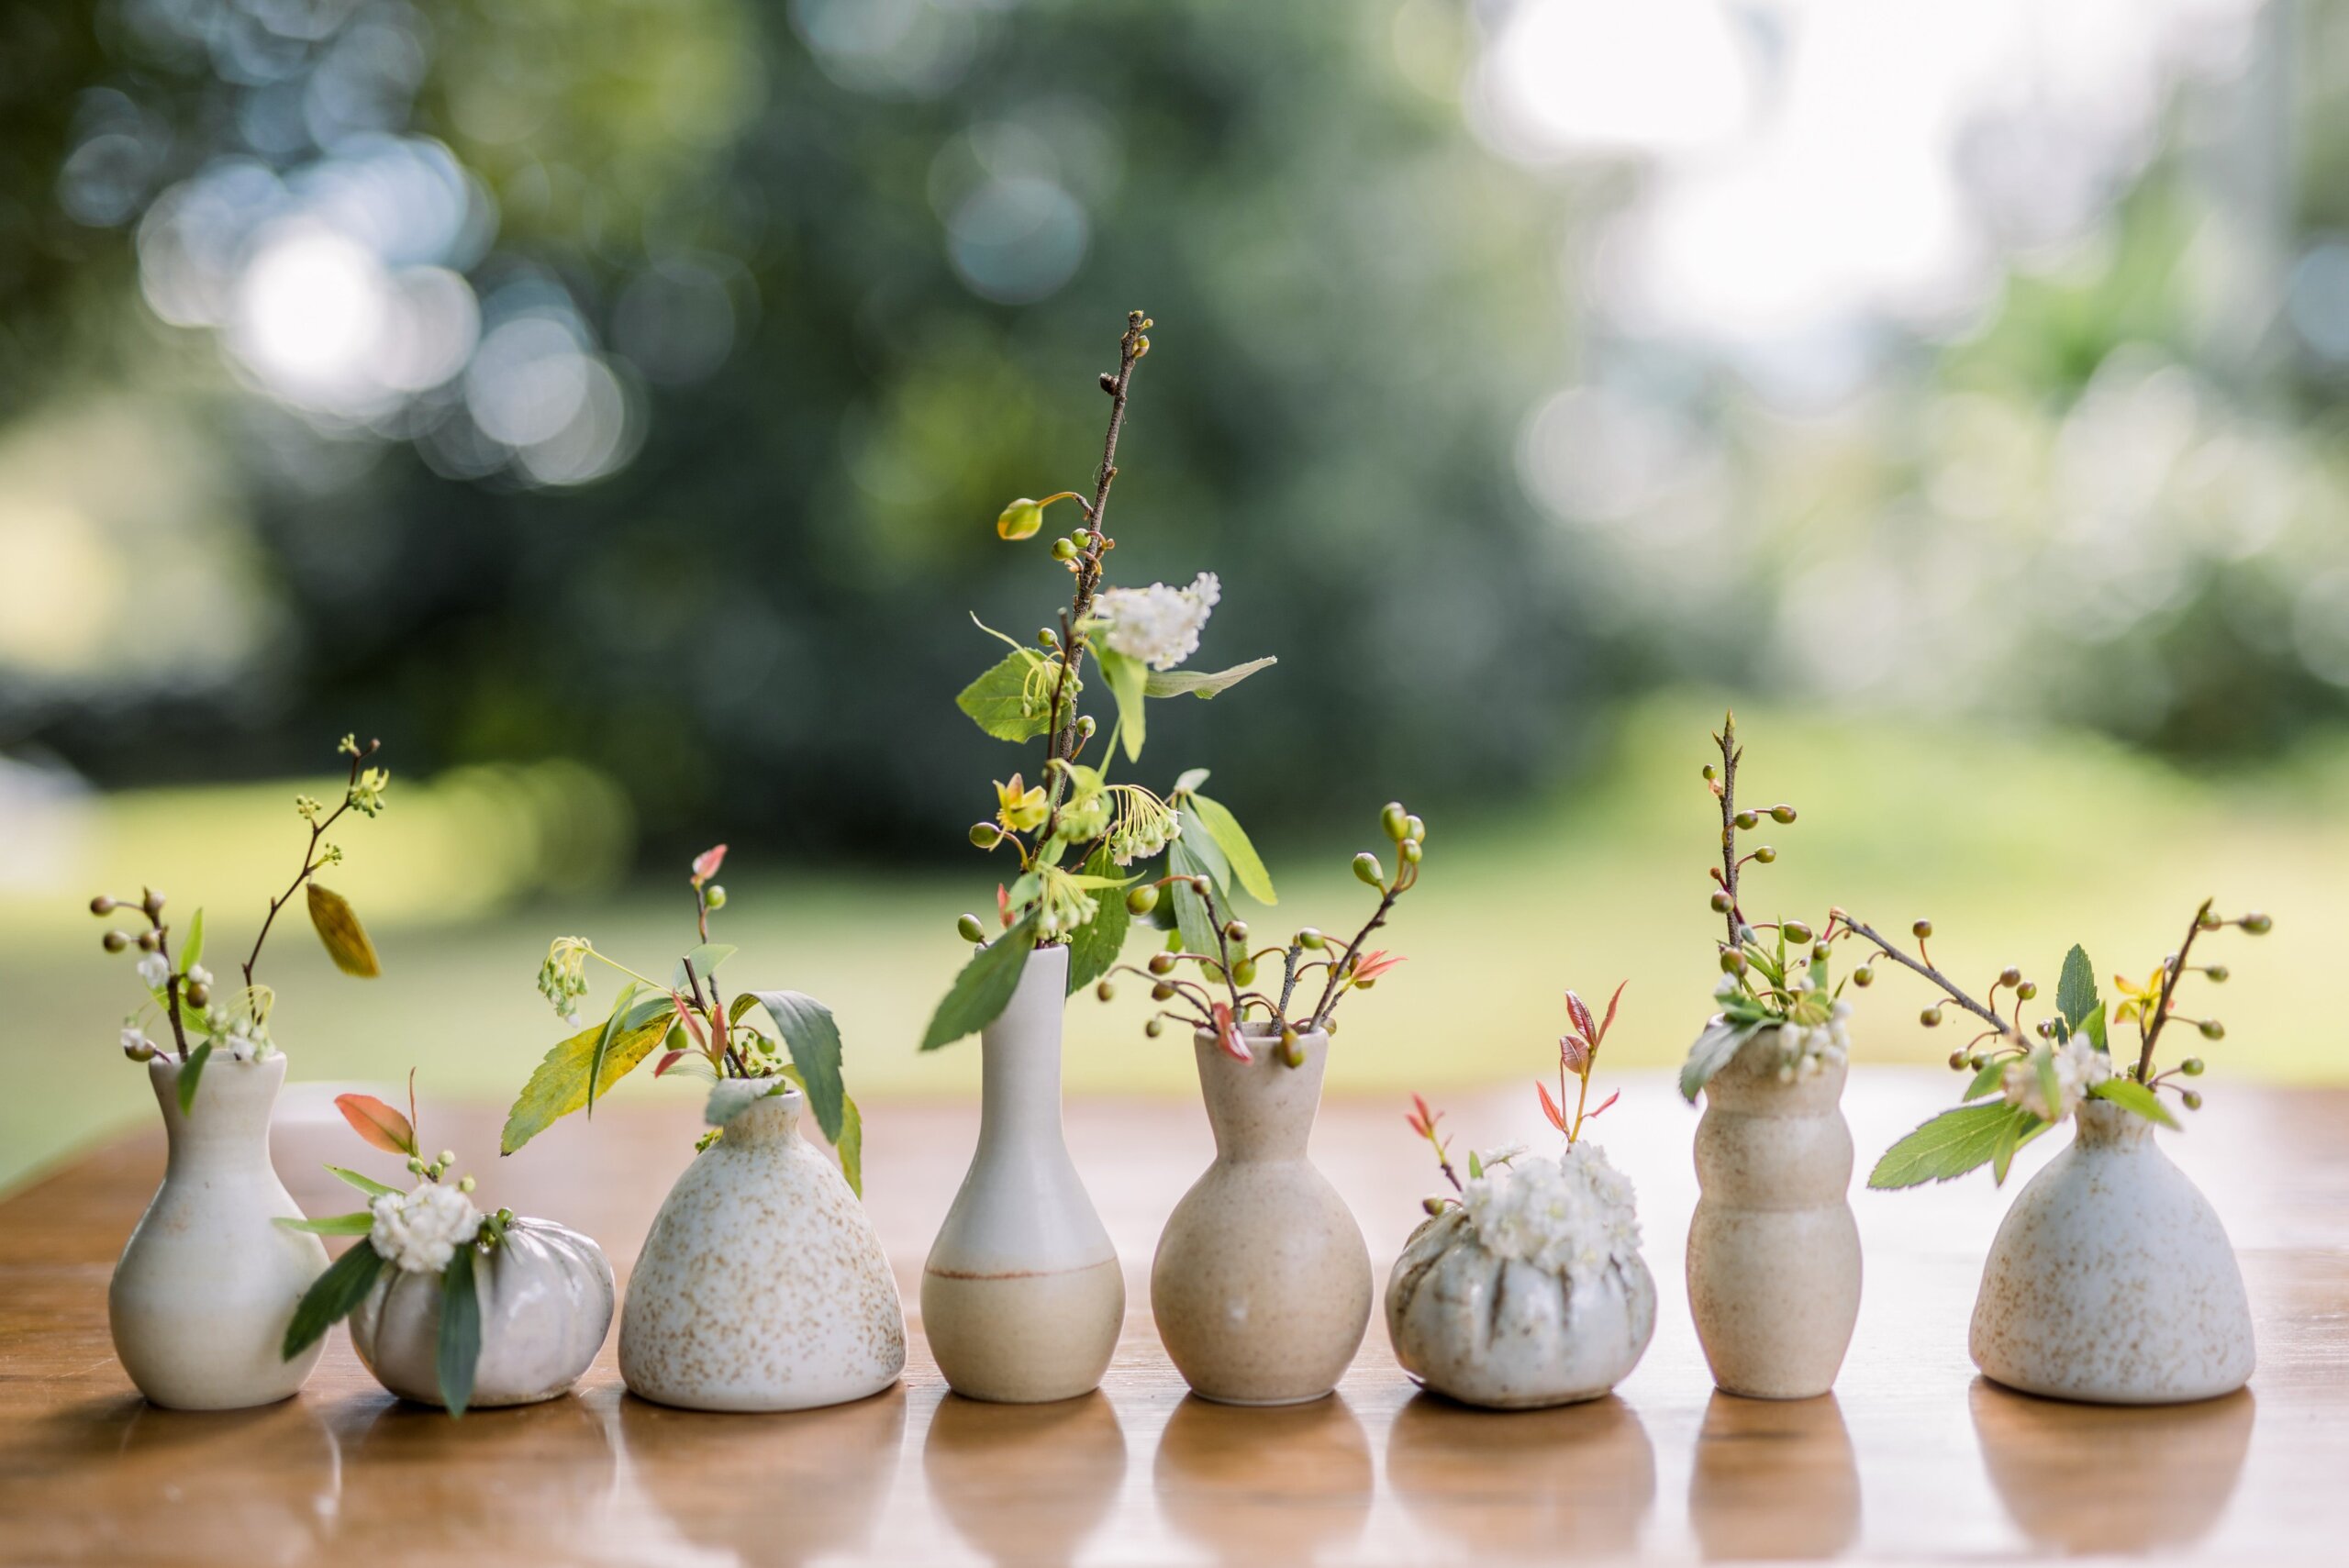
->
120, 1027, 157, 1062
137, 952, 170, 989
1477, 1142, 1529, 1169
223, 1032, 257, 1063
1459, 1140, 1642, 1292
368, 1184, 481, 1274
1094, 573, 1220, 671
186, 964, 212, 988
2003, 1036, 2111, 1123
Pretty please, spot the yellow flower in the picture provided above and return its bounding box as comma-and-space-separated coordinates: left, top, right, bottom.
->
2111, 965, 2167, 1028
994, 773, 1048, 833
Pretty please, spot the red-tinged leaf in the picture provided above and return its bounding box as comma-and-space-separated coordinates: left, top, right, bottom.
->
1211, 1002, 1252, 1062
997, 884, 1014, 929
405, 1066, 418, 1142
1353, 950, 1407, 984
652, 1051, 686, 1078
1559, 1033, 1592, 1074
1597, 980, 1627, 1046
1586, 1089, 1620, 1119
1406, 1092, 1436, 1140
691, 844, 728, 886
336, 1093, 417, 1157
673, 991, 710, 1051
1564, 989, 1597, 1042
1536, 1079, 1567, 1133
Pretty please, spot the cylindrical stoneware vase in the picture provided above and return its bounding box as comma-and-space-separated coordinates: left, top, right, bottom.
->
620, 1082, 905, 1411
351, 1218, 616, 1408
923, 943, 1124, 1402
1970, 1099, 2254, 1404
109, 1053, 328, 1409
1686, 1029, 1861, 1399
1152, 1025, 1371, 1405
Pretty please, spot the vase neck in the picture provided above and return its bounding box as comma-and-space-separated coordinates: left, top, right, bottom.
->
975, 943, 1072, 1156
1192, 1027, 1330, 1162
720, 1081, 804, 1147
2073, 1098, 2154, 1151
149, 1053, 285, 1175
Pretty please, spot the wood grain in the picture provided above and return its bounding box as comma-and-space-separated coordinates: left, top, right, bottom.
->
1, 1069, 2343, 1564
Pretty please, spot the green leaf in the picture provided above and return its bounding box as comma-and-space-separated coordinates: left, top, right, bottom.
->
1990, 1113, 2025, 1185
438, 1245, 481, 1418
2056, 944, 2099, 1029
2090, 1075, 2181, 1130
178, 908, 205, 974
1172, 767, 1211, 795
1098, 646, 1148, 762
283, 1237, 384, 1359
1166, 837, 1225, 966
750, 991, 847, 1145
728, 992, 763, 1025
1467, 1150, 1484, 1179
956, 648, 1074, 742
1175, 806, 1231, 895
327, 1164, 402, 1199
585, 982, 642, 1120
673, 944, 737, 990
1867, 1102, 2037, 1189
2076, 1001, 2108, 1051
500, 1011, 674, 1154
2035, 1049, 2063, 1128
1064, 846, 1131, 995
1679, 1017, 1763, 1102
177, 1041, 212, 1116
835, 1091, 865, 1197
1188, 793, 1277, 906
1962, 1058, 2009, 1101
273, 1210, 376, 1236
919, 917, 1038, 1051
1144, 656, 1277, 699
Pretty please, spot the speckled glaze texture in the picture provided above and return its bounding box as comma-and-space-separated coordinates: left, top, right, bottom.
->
1386, 1207, 1657, 1409
620, 1083, 905, 1411
1686, 1029, 1861, 1399
1152, 1027, 1371, 1406
1971, 1099, 2254, 1404
109, 1054, 328, 1410
350, 1218, 614, 1407
923, 944, 1124, 1404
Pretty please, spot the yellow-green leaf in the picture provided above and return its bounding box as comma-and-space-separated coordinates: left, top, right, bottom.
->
500, 1012, 673, 1154
1188, 792, 1277, 906
306, 884, 382, 977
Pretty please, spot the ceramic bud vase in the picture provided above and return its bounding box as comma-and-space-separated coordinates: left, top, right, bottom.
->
923, 943, 1124, 1402
1971, 1099, 2254, 1403
1152, 1025, 1371, 1405
620, 1082, 905, 1411
351, 1218, 616, 1408
109, 1054, 328, 1409
1686, 1030, 1861, 1399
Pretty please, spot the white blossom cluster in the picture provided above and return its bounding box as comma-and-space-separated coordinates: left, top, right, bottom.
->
1095, 573, 1219, 671
369, 1183, 481, 1273
1762, 1002, 1851, 1084
2003, 1035, 2111, 1122
1460, 1140, 1643, 1293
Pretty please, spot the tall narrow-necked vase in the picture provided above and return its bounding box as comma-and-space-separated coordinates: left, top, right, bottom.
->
109, 1054, 328, 1409
1971, 1099, 2254, 1404
621, 1081, 905, 1411
1686, 1030, 1861, 1399
923, 943, 1124, 1403
1152, 1025, 1371, 1405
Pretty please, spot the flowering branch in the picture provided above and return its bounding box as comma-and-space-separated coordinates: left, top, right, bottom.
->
243, 737, 381, 993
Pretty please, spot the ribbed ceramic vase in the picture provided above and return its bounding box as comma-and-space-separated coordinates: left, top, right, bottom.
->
620, 1082, 905, 1411
1686, 1030, 1861, 1399
109, 1054, 328, 1409
1152, 1025, 1371, 1405
1971, 1099, 2254, 1404
923, 943, 1124, 1403
351, 1218, 615, 1408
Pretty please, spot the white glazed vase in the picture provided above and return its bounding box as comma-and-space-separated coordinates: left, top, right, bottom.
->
620, 1082, 906, 1411
1152, 1025, 1371, 1406
1387, 1207, 1657, 1409
1970, 1099, 2254, 1404
1686, 1030, 1862, 1399
351, 1218, 616, 1408
109, 1054, 328, 1409
923, 943, 1124, 1403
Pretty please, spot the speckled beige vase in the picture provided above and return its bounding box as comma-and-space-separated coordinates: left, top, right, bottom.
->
1970, 1099, 2254, 1404
1386, 1207, 1657, 1408
620, 1082, 905, 1411
109, 1054, 328, 1409
351, 1218, 615, 1407
1686, 1030, 1861, 1399
923, 943, 1124, 1403
1152, 1025, 1371, 1405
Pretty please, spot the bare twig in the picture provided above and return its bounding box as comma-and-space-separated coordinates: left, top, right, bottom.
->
1715, 713, 1744, 947
1832, 910, 2022, 1043
2136, 897, 2214, 1084
243, 740, 377, 993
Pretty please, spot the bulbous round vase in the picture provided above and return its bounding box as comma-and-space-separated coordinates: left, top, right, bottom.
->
1970, 1099, 2254, 1404
1686, 1029, 1861, 1399
109, 1053, 328, 1409
620, 1082, 906, 1411
351, 1218, 615, 1408
1386, 1207, 1657, 1409
1152, 1025, 1370, 1406
923, 943, 1125, 1404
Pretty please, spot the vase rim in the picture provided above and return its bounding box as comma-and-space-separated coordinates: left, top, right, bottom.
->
1192, 1020, 1331, 1040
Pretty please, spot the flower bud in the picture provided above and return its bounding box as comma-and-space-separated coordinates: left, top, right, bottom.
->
1280, 1029, 1305, 1069
1381, 802, 1408, 840
1297, 928, 1325, 950
1144, 1017, 1164, 1038
142, 890, 165, 915
1853, 965, 1874, 986
102, 929, 128, 952
1353, 852, 1385, 888
1127, 884, 1159, 916
1753, 846, 1776, 863
1038, 627, 1059, 648
1232, 958, 1258, 986
1096, 981, 1115, 1002
1709, 891, 1733, 913
90, 895, 115, 916
957, 913, 987, 944
2198, 908, 2224, 930
1920, 1006, 1943, 1027
1701, 764, 1718, 782
1148, 952, 1175, 975
459, 1175, 476, 1194
2181, 1057, 2205, 1076
185, 981, 210, 1008
1399, 839, 1422, 864
1912, 919, 1933, 940
996, 498, 1044, 540
2241, 912, 2273, 934
1719, 950, 1746, 975
1072, 529, 1094, 549
1423, 1195, 1447, 1216
1949, 1051, 1969, 1071
2016, 980, 2037, 1000
1076, 715, 1097, 740
704, 884, 728, 910
440, 1151, 457, 1168
1223, 919, 1248, 943
1771, 805, 1798, 824
1051, 537, 1079, 562
1782, 920, 1813, 944
2204, 964, 2229, 983
407, 1156, 426, 1173
136, 929, 159, 951
1152, 983, 1175, 1003
2199, 1019, 2225, 1040
1999, 966, 2022, 988
2182, 1089, 2204, 1110
1733, 810, 1759, 830
1405, 815, 1426, 842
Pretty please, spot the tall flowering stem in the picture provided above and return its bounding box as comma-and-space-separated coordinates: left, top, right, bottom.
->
242, 737, 381, 992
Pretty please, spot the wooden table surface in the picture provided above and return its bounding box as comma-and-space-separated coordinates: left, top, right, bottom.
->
2, 1069, 2343, 1566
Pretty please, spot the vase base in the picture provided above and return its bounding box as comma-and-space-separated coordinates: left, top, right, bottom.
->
920, 1257, 1124, 1404
1974, 1366, 2250, 1407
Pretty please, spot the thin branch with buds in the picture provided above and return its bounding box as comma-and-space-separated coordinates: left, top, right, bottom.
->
1831, 910, 2024, 1043
242, 740, 379, 993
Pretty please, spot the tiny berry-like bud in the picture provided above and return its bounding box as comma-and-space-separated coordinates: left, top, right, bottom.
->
1051, 537, 1078, 561
1353, 852, 1385, 887
1771, 805, 1798, 824
957, 913, 987, 943
2198, 908, 2223, 930
1144, 1017, 1164, 1038
1949, 1051, 1969, 1071
1853, 966, 1874, 986
142, 890, 165, 915
2204, 964, 2229, 983
704, 884, 727, 910
1280, 1029, 1305, 1069
1423, 1195, 1446, 1216
1127, 884, 1159, 916
997, 498, 1044, 540
1232, 958, 1258, 986
1223, 919, 1248, 942
1733, 810, 1759, 830
459, 1175, 476, 1193
1038, 627, 1059, 648
1381, 802, 1408, 840
1782, 920, 1813, 944
102, 929, 128, 952
1720, 950, 1746, 975
1406, 814, 1426, 842
1912, 919, 1933, 940
970, 822, 1004, 850
2182, 1089, 2204, 1110
440, 1151, 456, 1168
1072, 528, 1094, 548
185, 981, 210, 1007
1076, 715, 1097, 740
1811, 942, 1831, 962
2199, 1019, 2225, 1040
90, 895, 115, 915
1753, 846, 1777, 863
1920, 1006, 1943, 1027
407, 1155, 427, 1173
2181, 1057, 2206, 1076
1148, 951, 1175, 975
1297, 928, 1325, 950
1701, 764, 1718, 782
1399, 839, 1422, 863
2241, 912, 2273, 934
1969, 1054, 1988, 1071
1152, 983, 1175, 1002
1096, 981, 1115, 1002
1709, 891, 1733, 913
137, 930, 159, 951
2016, 981, 2038, 1000
1999, 966, 2022, 988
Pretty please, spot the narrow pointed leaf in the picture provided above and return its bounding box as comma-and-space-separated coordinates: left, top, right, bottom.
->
176, 1041, 212, 1116
1536, 1079, 1566, 1132
306, 884, 382, 978
327, 1164, 402, 1199
283, 1238, 384, 1359
1166, 837, 1225, 967
1097, 646, 1148, 762
178, 908, 205, 974
584, 982, 641, 1120
1064, 846, 1130, 995
1188, 793, 1277, 906
2090, 1075, 2181, 1130
274, 1211, 376, 1236
750, 990, 846, 1145
438, 1245, 480, 1418
1143, 657, 1277, 699
336, 1092, 418, 1156
672, 944, 737, 991
1962, 1059, 2008, 1102
2077, 1001, 2108, 1051
919, 917, 1038, 1051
